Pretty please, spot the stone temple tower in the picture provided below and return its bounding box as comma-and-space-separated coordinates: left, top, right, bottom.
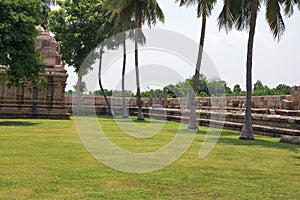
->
0, 26, 69, 119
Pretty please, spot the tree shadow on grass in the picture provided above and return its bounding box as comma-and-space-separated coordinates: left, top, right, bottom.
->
0, 121, 41, 127
217, 130, 300, 153
196, 127, 299, 152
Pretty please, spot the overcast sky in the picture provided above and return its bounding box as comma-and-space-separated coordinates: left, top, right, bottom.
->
66, 0, 300, 91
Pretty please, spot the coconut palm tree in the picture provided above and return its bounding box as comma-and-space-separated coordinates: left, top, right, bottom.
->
105, 0, 164, 120
175, 0, 217, 130
218, 0, 297, 140
103, 1, 134, 118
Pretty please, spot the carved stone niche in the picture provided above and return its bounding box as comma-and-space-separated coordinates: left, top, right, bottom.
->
36, 26, 65, 71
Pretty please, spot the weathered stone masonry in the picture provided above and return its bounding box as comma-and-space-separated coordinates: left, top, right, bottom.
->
0, 27, 69, 119
67, 86, 300, 137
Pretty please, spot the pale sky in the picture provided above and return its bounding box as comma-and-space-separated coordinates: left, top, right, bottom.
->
66, 0, 300, 91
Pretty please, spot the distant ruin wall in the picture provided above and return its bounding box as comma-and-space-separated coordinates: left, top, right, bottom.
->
66, 86, 300, 137
66, 86, 300, 111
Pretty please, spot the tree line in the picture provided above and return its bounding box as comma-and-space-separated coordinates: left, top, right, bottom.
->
66, 75, 292, 98
1, 0, 299, 140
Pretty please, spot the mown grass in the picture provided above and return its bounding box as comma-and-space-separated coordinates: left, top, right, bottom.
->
0, 117, 299, 199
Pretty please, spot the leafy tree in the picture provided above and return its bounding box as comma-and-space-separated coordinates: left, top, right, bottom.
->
253, 80, 264, 91
218, 0, 296, 140
273, 84, 291, 95
233, 84, 242, 94
207, 79, 230, 96
253, 80, 272, 96
176, 0, 217, 130
65, 89, 74, 96
93, 89, 113, 96
164, 74, 211, 98
49, 0, 108, 114
0, 0, 44, 86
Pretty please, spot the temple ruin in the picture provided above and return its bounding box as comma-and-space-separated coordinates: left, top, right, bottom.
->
0, 27, 69, 119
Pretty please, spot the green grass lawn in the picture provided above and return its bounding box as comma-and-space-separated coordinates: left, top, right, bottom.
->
0, 117, 299, 199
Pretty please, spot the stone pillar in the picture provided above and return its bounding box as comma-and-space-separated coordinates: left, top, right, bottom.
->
154, 90, 158, 105
149, 91, 153, 107
158, 91, 162, 106
291, 86, 300, 110
164, 89, 168, 108
187, 89, 192, 109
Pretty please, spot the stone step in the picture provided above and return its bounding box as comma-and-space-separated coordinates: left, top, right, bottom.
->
139, 112, 300, 137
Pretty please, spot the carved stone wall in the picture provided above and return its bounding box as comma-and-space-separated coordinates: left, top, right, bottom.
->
0, 27, 69, 119
67, 86, 300, 112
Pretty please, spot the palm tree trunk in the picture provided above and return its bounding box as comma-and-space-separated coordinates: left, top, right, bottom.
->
240, 0, 258, 140
122, 28, 128, 118
135, 1, 144, 120
188, 15, 207, 130
76, 68, 83, 115
98, 45, 114, 116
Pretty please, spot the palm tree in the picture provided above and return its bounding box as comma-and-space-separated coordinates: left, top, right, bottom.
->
175, 0, 217, 130
218, 0, 296, 140
134, 0, 164, 120
104, 1, 133, 118
104, 0, 164, 120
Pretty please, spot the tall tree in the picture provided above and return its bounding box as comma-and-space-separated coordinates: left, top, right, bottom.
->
49, 0, 108, 114
107, 0, 164, 120
0, 0, 44, 86
175, 0, 217, 130
103, 1, 135, 118
218, 0, 297, 139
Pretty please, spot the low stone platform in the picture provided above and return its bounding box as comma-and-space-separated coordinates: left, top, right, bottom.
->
280, 135, 300, 144
68, 104, 300, 137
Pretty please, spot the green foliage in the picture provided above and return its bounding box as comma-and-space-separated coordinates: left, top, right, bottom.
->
207, 78, 232, 96
164, 74, 210, 98
65, 89, 74, 96
233, 84, 242, 93
273, 83, 291, 95
49, 0, 108, 74
73, 81, 87, 94
253, 80, 292, 96
0, 0, 44, 85
93, 89, 113, 96
140, 89, 164, 98
40, 0, 56, 28
112, 90, 134, 97
175, 0, 217, 18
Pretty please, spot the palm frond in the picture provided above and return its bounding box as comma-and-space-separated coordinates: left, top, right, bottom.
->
265, 0, 285, 41
234, 0, 252, 31
283, 0, 295, 17
217, 0, 234, 32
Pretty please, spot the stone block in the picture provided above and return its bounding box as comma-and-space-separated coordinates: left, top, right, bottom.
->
280, 135, 300, 144
282, 100, 294, 110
